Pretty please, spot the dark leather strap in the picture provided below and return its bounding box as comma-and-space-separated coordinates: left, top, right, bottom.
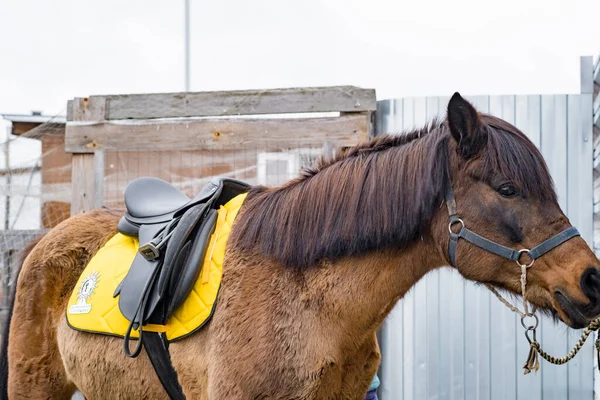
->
143, 332, 186, 400
528, 226, 580, 259
123, 263, 160, 358
449, 229, 459, 266
458, 228, 521, 261
445, 184, 457, 217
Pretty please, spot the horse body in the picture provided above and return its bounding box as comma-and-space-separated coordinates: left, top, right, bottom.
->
4, 93, 600, 399
8, 204, 439, 399
6, 207, 436, 399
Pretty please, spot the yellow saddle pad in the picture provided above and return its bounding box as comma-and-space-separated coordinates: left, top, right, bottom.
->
66, 193, 246, 342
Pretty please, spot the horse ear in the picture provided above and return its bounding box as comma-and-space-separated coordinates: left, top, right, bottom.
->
447, 92, 487, 158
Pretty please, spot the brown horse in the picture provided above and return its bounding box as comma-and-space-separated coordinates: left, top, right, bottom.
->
2, 92, 600, 399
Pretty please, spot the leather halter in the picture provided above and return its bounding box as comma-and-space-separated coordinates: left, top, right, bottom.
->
445, 185, 580, 269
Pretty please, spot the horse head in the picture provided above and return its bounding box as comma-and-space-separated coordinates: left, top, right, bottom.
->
442, 92, 600, 329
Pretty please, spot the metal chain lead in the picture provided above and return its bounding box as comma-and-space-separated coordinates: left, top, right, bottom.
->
485, 259, 600, 374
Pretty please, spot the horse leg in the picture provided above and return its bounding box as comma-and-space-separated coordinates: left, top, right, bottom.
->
7, 280, 76, 399
339, 332, 381, 400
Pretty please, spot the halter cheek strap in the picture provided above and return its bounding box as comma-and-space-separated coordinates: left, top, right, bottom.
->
445, 186, 580, 268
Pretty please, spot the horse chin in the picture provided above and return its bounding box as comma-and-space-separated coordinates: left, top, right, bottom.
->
553, 292, 593, 329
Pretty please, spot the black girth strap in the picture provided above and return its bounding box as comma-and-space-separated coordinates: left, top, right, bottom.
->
446, 185, 580, 267
143, 332, 186, 400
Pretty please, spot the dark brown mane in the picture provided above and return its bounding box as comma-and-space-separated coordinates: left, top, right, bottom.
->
230, 114, 556, 269
300, 119, 443, 179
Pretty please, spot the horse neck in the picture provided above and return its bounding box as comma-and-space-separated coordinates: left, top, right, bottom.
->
302, 237, 445, 344
231, 126, 450, 270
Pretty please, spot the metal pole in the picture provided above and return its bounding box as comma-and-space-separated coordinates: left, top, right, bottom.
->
4, 126, 10, 231
3, 126, 11, 310
184, 0, 190, 91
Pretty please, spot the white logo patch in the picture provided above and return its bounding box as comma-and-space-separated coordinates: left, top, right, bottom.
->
68, 271, 100, 315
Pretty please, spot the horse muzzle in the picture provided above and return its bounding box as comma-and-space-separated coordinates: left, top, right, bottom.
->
554, 267, 600, 329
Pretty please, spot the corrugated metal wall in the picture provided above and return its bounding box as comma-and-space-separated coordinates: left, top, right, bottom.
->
375, 91, 594, 399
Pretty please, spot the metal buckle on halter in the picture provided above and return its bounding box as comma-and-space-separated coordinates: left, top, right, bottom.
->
516, 249, 535, 268
448, 218, 464, 235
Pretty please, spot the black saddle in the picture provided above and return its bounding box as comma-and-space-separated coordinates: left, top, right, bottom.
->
114, 176, 250, 357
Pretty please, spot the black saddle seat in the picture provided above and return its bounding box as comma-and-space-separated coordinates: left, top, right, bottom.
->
124, 177, 191, 219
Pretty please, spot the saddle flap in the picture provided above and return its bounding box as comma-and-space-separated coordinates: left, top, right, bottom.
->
166, 209, 218, 317
117, 223, 166, 325
162, 203, 210, 274
145, 203, 209, 320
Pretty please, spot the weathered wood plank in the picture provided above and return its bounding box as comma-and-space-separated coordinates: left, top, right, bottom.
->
98, 86, 376, 120
70, 154, 96, 215
66, 100, 74, 122
65, 115, 366, 153
365, 111, 375, 140
71, 97, 107, 122
341, 111, 373, 140
93, 150, 104, 208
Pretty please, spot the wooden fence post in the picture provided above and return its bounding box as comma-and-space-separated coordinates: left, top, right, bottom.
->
67, 97, 107, 215
70, 154, 97, 215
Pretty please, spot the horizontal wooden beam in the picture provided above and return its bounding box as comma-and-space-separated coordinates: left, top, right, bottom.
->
75, 86, 376, 120
65, 114, 367, 153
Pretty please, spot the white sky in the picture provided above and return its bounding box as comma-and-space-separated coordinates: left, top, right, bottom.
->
0, 0, 599, 116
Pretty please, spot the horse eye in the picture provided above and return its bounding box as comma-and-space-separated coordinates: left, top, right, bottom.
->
498, 183, 519, 198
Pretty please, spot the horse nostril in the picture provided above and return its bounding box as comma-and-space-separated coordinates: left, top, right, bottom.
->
580, 267, 600, 301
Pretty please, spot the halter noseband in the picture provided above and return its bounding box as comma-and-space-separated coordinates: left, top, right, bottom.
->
445, 185, 580, 269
